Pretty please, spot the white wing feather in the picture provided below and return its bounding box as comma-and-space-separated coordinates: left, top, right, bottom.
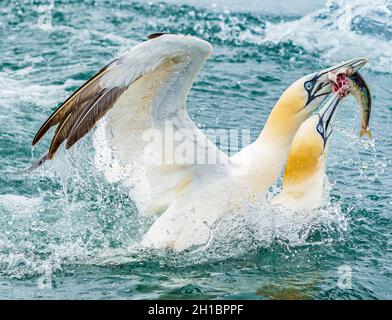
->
92, 34, 230, 215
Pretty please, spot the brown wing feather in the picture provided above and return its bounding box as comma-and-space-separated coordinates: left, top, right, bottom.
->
32, 61, 114, 146
46, 94, 99, 158
47, 113, 73, 159
65, 86, 127, 149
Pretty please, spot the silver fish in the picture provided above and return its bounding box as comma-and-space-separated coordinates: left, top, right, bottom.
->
348, 72, 372, 138
328, 69, 372, 138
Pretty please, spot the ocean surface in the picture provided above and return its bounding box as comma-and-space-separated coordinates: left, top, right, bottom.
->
1, 0, 391, 299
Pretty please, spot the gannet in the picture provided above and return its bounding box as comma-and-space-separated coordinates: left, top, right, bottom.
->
29, 34, 367, 251
272, 70, 371, 211
271, 93, 342, 211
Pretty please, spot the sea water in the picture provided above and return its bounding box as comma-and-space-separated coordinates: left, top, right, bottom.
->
0, 0, 391, 299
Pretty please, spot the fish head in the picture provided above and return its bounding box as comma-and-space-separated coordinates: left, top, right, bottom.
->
287, 57, 368, 117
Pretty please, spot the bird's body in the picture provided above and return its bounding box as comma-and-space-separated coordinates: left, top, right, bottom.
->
30, 34, 367, 252
141, 139, 293, 251
96, 84, 300, 250
139, 72, 323, 250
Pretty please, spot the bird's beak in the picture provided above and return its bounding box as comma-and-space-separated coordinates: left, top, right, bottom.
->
307, 57, 368, 103
317, 93, 342, 146
318, 57, 368, 79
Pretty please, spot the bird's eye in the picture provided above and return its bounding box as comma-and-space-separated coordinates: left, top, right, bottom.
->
305, 81, 314, 91
317, 123, 324, 135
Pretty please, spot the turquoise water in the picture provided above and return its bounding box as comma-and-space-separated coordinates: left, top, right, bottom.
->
1, 0, 392, 299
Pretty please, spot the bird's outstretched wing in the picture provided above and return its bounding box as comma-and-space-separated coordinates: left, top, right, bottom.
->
32, 34, 230, 215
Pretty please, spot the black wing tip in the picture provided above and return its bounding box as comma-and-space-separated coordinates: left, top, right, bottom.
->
32, 128, 45, 146
32, 135, 41, 146
147, 32, 169, 39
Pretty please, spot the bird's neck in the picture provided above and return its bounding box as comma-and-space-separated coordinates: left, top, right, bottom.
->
231, 125, 297, 195
276, 140, 327, 210
273, 165, 326, 210
256, 97, 303, 149
230, 89, 306, 195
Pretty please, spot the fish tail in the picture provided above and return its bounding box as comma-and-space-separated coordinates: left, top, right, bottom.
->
360, 127, 372, 139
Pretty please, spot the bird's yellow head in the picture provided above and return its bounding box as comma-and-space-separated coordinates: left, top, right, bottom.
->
261, 58, 367, 144
283, 93, 341, 186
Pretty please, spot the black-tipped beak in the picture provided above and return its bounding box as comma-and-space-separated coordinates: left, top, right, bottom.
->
318, 57, 368, 79
348, 57, 368, 74
316, 93, 342, 146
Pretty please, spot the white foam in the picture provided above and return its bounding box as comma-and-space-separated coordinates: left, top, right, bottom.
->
0, 71, 81, 110
262, 0, 392, 73
88, 186, 348, 268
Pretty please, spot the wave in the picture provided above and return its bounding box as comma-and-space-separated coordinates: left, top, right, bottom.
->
123, 0, 392, 72
2, 1, 390, 71
262, 0, 392, 72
